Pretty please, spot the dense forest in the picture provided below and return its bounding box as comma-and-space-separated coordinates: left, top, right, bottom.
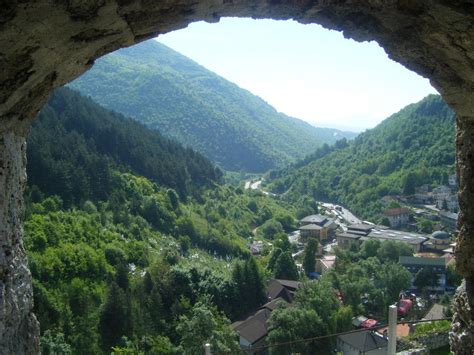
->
70, 40, 356, 173
28, 87, 222, 204
25, 88, 309, 354
266, 95, 456, 221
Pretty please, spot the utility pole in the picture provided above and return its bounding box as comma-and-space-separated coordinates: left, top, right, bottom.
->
388, 304, 397, 355
204, 343, 212, 355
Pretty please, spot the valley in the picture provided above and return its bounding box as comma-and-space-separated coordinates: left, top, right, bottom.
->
27, 47, 458, 355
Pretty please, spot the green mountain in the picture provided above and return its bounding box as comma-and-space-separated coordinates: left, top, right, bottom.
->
266, 95, 456, 220
28, 87, 222, 204
69, 40, 356, 173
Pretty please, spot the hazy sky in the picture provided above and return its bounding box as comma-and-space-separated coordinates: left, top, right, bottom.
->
158, 18, 437, 132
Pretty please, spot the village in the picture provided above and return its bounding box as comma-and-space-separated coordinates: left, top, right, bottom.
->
235, 178, 460, 354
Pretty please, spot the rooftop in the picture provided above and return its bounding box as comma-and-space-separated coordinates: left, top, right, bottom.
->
300, 214, 327, 225
337, 232, 363, 240
439, 211, 459, 220
366, 229, 427, 245
432, 231, 450, 240
384, 207, 410, 217
348, 223, 374, 233
299, 223, 323, 231
424, 303, 446, 321
399, 256, 446, 267
338, 330, 388, 352
232, 308, 271, 344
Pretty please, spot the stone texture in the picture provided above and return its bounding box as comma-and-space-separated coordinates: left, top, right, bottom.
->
0, 1, 473, 354
450, 280, 474, 354
0, 131, 39, 353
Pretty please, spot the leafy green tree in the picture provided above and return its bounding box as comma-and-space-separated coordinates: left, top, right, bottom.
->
447, 262, 462, 287
414, 267, 440, 291
260, 219, 284, 239
273, 251, 299, 280
418, 218, 434, 233
303, 238, 318, 274
378, 263, 411, 302
40, 330, 72, 355
267, 307, 326, 355
378, 241, 413, 263
176, 302, 239, 355
360, 239, 381, 259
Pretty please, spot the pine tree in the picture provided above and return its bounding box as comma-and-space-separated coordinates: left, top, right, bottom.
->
244, 257, 266, 310
303, 237, 318, 275
273, 251, 299, 281
98, 282, 130, 352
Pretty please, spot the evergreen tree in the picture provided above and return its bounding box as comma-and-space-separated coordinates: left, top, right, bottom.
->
244, 257, 266, 310
273, 252, 299, 281
267, 248, 282, 272
303, 238, 318, 275
99, 282, 130, 352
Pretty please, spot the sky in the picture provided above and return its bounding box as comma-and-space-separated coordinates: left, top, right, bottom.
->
158, 18, 437, 132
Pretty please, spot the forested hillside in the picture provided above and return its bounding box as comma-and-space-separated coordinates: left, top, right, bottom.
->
28, 87, 222, 204
267, 95, 456, 220
25, 88, 304, 354
70, 40, 356, 172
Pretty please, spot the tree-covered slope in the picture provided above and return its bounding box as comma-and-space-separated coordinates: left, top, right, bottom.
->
70, 40, 356, 172
28, 87, 222, 205
267, 95, 456, 220
26, 87, 306, 353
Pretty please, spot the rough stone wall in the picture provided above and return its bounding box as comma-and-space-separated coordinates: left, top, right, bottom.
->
0, 1, 473, 354
0, 131, 39, 353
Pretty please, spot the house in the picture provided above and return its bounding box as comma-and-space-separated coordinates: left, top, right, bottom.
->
232, 280, 301, 352
232, 307, 271, 352
439, 211, 458, 230
432, 185, 452, 206
383, 207, 410, 228
337, 232, 364, 250
247, 240, 265, 255
232, 298, 288, 352
337, 330, 388, 355
399, 256, 447, 292
267, 279, 300, 303
298, 214, 336, 242
316, 255, 336, 274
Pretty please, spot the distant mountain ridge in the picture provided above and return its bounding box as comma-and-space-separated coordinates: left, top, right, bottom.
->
70, 40, 356, 173
266, 95, 455, 220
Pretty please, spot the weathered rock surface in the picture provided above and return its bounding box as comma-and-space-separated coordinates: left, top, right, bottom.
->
0, 1, 473, 354
0, 131, 39, 353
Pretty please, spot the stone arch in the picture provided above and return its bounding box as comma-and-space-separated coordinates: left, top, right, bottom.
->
0, 1, 473, 353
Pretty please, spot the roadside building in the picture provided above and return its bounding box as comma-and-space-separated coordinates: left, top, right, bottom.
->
336, 224, 428, 253
438, 211, 458, 230
298, 214, 336, 242
384, 207, 410, 228
399, 256, 447, 292
337, 330, 388, 355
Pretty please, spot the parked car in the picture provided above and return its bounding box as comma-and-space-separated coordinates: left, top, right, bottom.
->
397, 299, 413, 316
